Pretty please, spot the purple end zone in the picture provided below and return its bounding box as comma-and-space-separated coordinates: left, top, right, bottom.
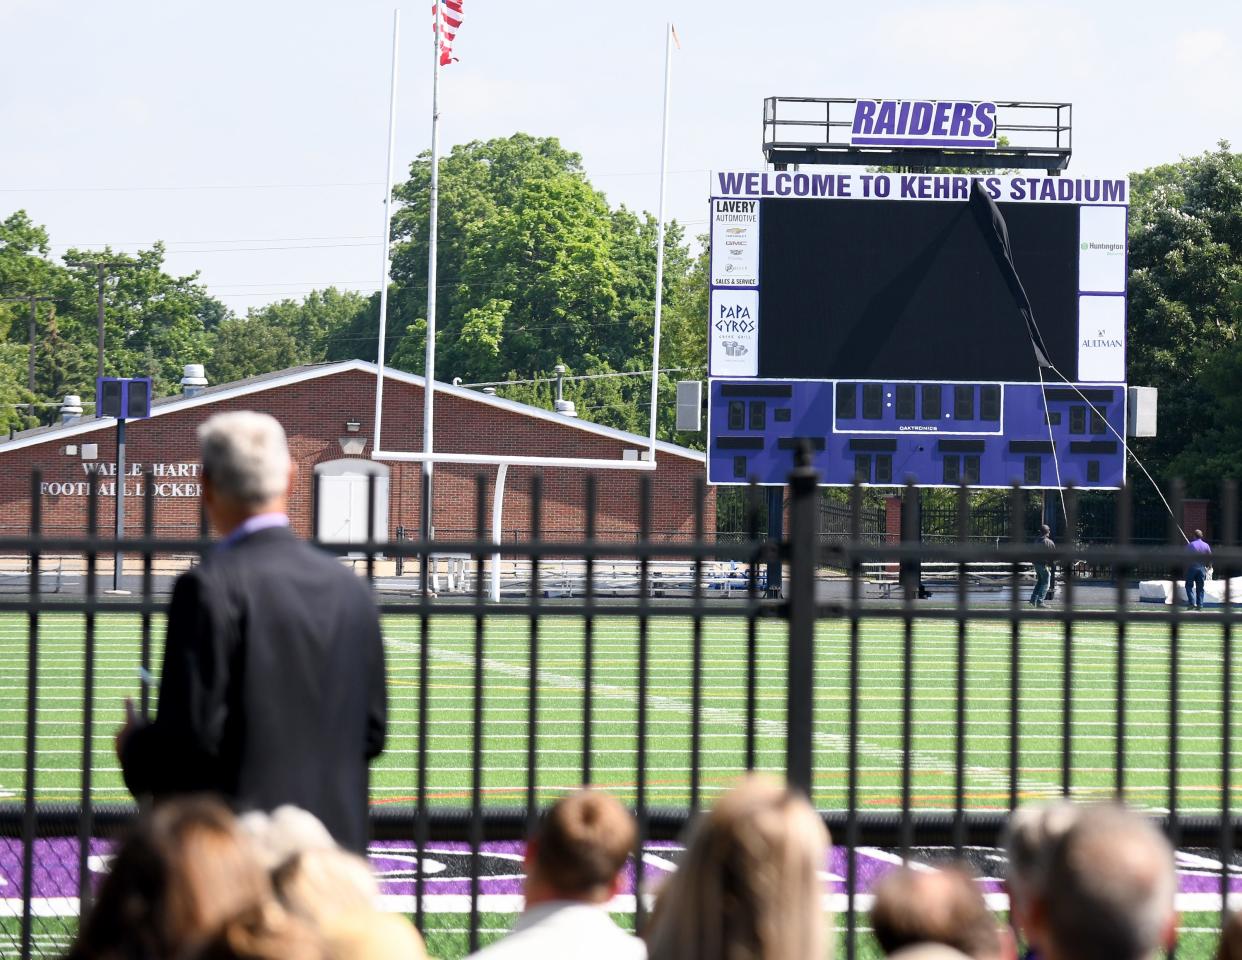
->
4, 838, 1240, 905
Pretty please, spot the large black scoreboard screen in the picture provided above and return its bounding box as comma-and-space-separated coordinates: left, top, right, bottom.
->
707, 170, 1131, 488
757, 198, 1080, 381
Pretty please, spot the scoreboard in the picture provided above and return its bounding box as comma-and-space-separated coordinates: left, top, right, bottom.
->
706, 170, 1129, 489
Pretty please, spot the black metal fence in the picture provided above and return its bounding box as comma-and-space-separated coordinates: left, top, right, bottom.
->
1, 464, 1240, 959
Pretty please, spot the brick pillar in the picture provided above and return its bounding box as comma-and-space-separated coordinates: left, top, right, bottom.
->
1183, 499, 1211, 540
885, 495, 903, 575
884, 495, 902, 543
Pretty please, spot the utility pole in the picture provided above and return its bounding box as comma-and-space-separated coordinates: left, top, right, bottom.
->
0, 294, 58, 393
64, 259, 133, 389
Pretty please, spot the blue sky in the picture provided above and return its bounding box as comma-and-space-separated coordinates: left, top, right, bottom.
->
1, 0, 1238, 313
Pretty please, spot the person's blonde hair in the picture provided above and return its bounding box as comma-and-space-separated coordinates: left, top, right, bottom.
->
273, 847, 380, 925
645, 774, 830, 960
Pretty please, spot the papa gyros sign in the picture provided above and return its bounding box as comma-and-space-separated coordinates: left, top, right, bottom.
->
850, 99, 997, 149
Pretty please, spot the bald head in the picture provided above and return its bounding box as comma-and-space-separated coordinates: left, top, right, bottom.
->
1038, 805, 1176, 960
870, 866, 1002, 960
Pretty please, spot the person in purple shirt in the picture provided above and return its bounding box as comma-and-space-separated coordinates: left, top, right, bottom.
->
1185, 529, 1212, 611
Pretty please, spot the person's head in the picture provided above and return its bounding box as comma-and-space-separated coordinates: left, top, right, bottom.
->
69, 796, 272, 960
239, 805, 338, 872
869, 865, 1006, 960
273, 848, 379, 926
523, 788, 636, 906
1195, 529, 1204, 541
645, 774, 830, 960
1218, 910, 1242, 960
1000, 800, 1081, 937
1039, 525, 1051, 537
198, 411, 294, 534
191, 903, 326, 960
1029, 803, 1176, 960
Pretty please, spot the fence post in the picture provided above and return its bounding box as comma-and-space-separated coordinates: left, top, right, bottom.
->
786, 444, 819, 795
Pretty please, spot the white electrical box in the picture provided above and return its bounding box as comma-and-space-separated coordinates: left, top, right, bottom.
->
676, 380, 702, 431
1128, 386, 1157, 437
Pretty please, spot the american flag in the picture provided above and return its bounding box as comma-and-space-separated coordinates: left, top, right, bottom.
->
433, 0, 464, 65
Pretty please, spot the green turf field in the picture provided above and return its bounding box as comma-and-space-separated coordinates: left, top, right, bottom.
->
2, 611, 1236, 811
1, 610, 1238, 959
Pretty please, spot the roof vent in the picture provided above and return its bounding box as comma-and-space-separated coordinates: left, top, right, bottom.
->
553, 364, 577, 418
60, 395, 83, 424
181, 363, 208, 397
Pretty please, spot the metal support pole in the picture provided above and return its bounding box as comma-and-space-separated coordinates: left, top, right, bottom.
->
785, 444, 819, 794
764, 486, 784, 599
490, 463, 508, 602
420, 1, 443, 563
112, 417, 127, 592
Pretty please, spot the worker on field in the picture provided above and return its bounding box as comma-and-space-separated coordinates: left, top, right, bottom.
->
1029, 525, 1054, 608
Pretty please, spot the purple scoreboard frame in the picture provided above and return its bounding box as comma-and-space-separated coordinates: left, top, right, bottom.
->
706, 169, 1130, 489
708, 379, 1126, 489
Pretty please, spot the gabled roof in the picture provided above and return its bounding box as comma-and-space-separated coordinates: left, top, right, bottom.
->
0, 360, 705, 463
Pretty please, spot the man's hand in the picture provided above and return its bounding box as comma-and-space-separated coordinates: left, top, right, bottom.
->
114, 698, 139, 761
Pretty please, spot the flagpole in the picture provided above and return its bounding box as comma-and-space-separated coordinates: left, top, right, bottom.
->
648, 22, 674, 462
421, 3, 443, 551
373, 9, 400, 454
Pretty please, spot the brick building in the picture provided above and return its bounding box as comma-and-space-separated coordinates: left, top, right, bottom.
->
0, 361, 711, 543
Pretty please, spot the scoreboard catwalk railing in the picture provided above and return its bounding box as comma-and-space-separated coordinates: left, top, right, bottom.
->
1, 466, 1240, 959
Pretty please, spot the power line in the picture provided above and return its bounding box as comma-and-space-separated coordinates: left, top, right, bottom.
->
464, 366, 701, 388
0, 180, 383, 194
50, 234, 381, 246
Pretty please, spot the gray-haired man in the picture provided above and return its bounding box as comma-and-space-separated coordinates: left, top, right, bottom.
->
1025, 804, 1177, 960
116, 411, 387, 852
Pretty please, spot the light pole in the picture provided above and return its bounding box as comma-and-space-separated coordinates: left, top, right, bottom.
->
64, 259, 133, 389
0, 294, 58, 394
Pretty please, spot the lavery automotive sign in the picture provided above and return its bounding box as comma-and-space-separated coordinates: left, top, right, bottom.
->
850, 99, 997, 149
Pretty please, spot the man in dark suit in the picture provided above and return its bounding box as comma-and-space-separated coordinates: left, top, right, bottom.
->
117, 411, 387, 852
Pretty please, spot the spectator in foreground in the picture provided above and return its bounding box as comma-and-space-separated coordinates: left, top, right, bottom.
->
1025, 803, 1177, 960
116, 410, 387, 853
66, 796, 305, 960
239, 805, 384, 927
470, 788, 643, 959
1000, 800, 1080, 957
1186, 528, 1212, 611
644, 774, 829, 960
889, 948, 974, 960
238, 803, 425, 959
869, 864, 1011, 960
1218, 910, 1242, 960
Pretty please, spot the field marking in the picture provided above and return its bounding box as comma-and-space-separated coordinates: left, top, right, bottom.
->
387, 639, 1067, 799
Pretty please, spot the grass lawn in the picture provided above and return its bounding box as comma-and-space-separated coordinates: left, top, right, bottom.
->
1, 610, 1237, 958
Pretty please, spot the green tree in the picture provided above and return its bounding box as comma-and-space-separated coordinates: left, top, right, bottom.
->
213, 287, 370, 382
209, 315, 303, 384
59, 245, 223, 395
385, 132, 697, 439
1126, 143, 1242, 490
